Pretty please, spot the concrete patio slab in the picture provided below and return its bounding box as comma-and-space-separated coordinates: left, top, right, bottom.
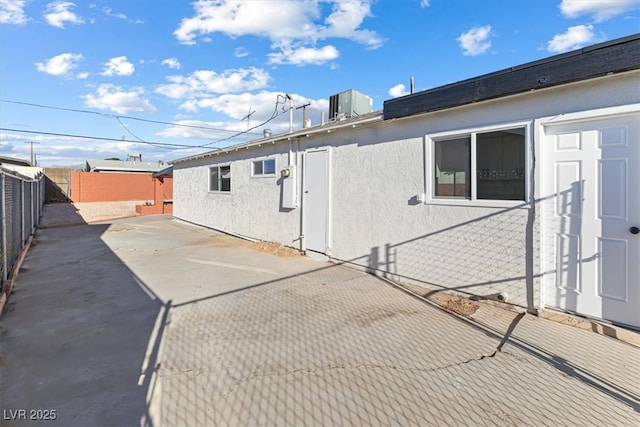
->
1, 215, 638, 426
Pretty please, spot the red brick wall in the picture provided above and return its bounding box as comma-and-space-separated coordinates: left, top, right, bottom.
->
70, 172, 173, 203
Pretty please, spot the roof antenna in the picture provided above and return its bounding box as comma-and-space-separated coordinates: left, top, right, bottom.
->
241, 107, 256, 131
296, 102, 311, 128
410, 76, 415, 94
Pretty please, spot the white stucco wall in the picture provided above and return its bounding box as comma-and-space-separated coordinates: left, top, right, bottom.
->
173, 144, 302, 245
318, 118, 532, 305
173, 70, 640, 309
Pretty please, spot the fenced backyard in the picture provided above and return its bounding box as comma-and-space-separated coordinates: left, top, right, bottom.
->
0, 167, 45, 305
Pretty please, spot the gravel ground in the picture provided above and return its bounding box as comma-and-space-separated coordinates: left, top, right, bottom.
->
40, 201, 145, 227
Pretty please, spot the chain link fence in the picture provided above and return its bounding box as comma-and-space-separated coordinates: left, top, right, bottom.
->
1, 168, 45, 287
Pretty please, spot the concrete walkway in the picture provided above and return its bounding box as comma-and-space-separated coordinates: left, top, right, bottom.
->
39, 201, 142, 228
1, 215, 638, 426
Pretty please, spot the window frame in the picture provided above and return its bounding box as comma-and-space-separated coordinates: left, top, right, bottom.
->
425, 121, 531, 208
208, 164, 232, 193
251, 157, 277, 178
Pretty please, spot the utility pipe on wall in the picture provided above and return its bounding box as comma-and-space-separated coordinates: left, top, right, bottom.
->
286, 94, 293, 133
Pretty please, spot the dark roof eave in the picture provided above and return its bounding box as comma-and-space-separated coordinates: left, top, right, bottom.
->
383, 34, 640, 120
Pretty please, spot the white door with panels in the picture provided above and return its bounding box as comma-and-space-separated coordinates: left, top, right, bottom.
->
303, 149, 330, 253
542, 110, 639, 328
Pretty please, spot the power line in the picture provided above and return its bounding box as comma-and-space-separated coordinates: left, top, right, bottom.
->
0, 127, 204, 149
197, 94, 289, 148
0, 99, 263, 135
116, 116, 148, 145
1, 94, 291, 150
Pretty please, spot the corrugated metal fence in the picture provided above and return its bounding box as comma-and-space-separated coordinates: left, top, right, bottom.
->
1, 168, 45, 286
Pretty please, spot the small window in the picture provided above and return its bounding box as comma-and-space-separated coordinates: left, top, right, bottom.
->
430, 125, 527, 203
252, 158, 276, 176
476, 129, 525, 201
209, 165, 231, 192
435, 137, 470, 198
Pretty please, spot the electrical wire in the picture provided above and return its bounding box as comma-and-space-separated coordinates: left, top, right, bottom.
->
0, 99, 263, 135
1, 94, 291, 150
197, 94, 289, 148
0, 127, 203, 149
116, 116, 151, 146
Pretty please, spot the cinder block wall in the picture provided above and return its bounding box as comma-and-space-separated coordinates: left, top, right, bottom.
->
136, 177, 173, 215
71, 172, 173, 203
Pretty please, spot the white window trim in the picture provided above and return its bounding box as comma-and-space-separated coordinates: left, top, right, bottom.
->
250, 157, 277, 178
425, 120, 532, 208
208, 164, 232, 193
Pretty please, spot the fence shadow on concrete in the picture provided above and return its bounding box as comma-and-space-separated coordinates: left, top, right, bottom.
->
149, 246, 638, 426
0, 223, 165, 427
3, 213, 637, 426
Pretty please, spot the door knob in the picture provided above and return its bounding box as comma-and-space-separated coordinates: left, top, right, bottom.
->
631, 226, 640, 235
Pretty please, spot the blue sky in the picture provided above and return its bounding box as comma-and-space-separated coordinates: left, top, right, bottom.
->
1, 0, 639, 166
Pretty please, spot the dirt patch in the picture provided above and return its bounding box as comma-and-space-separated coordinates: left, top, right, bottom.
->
106, 225, 134, 233
399, 283, 480, 317
441, 298, 479, 316
249, 241, 301, 258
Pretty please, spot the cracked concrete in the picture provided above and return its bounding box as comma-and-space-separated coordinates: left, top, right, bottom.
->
1, 215, 639, 426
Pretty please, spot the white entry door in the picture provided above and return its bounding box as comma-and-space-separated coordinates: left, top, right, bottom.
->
303, 149, 330, 253
542, 110, 639, 328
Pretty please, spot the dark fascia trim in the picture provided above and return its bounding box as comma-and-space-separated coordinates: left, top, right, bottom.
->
383, 34, 640, 120
152, 165, 173, 178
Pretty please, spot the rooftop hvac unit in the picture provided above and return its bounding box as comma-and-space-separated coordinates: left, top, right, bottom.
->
329, 89, 373, 121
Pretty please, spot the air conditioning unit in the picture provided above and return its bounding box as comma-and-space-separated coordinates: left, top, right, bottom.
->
329, 89, 373, 121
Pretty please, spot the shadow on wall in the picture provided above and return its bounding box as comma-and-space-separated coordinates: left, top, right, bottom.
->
43, 168, 73, 202
332, 184, 589, 315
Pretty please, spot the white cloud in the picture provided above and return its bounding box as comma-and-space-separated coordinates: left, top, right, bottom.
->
388, 83, 408, 98
159, 92, 330, 139
161, 57, 182, 70
1, 0, 27, 24
35, 52, 83, 77
83, 84, 157, 114
102, 6, 143, 24
318, 1, 383, 49
174, 0, 382, 65
559, 0, 640, 22
234, 47, 249, 58
76, 71, 89, 79
174, 0, 316, 45
420, 0, 430, 7
457, 25, 493, 56
547, 24, 595, 53
103, 7, 127, 20
155, 67, 271, 99
100, 56, 135, 76
44, 1, 84, 28
268, 44, 339, 65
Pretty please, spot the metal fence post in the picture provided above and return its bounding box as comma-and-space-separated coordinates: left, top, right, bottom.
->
21, 179, 25, 244
1, 172, 7, 283
31, 181, 35, 234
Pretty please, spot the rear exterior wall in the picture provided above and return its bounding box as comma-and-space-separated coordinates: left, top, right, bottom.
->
173, 71, 639, 308
173, 144, 301, 244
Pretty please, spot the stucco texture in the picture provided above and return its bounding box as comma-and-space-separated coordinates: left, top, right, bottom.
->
174, 145, 301, 245
172, 71, 639, 310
